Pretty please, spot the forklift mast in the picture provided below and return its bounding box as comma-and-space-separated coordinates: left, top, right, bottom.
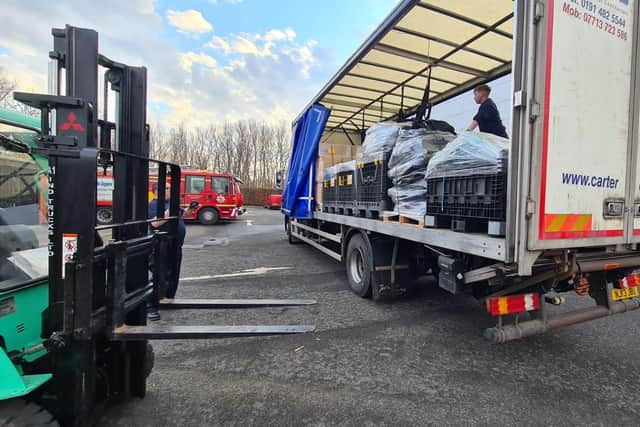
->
13, 25, 314, 427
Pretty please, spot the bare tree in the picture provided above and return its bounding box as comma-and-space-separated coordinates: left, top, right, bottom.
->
0, 67, 39, 117
0, 68, 16, 103
150, 124, 171, 161
146, 118, 291, 188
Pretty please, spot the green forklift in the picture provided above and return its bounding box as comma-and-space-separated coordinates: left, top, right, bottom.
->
0, 26, 314, 426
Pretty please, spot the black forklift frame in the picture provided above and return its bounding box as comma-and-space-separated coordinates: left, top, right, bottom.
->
13, 25, 315, 427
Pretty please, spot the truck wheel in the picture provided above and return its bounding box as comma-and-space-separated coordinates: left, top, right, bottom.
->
285, 217, 300, 244
198, 208, 219, 225
0, 399, 59, 426
345, 234, 373, 298
96, 207, 113, 225
144, 342, 155, 379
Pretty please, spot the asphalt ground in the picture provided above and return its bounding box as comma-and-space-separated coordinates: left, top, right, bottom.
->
102, 208, 640, 426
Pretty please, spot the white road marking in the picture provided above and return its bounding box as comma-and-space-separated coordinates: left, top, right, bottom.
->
180, 266, 292, 281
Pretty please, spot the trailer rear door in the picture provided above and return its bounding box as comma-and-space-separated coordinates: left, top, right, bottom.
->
526, 0, 639, 250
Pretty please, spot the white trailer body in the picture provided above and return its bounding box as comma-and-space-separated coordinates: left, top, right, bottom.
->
522, 0, 638, 250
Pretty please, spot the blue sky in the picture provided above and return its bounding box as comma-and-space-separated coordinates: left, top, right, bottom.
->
0, 0, 399, 128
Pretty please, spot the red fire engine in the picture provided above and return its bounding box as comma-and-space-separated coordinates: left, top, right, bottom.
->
175, 169, 244, 225
97, 169, 244, 225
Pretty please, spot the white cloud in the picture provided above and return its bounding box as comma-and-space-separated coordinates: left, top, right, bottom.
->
0, 39, 39, 57
178, 52, 217, 72
207, 33, 276, 57
261, 28, 296, 42
231, 36, 261, 55
206, 28, 301, 58
166, 9, 213, 34
206, 36, 231, 53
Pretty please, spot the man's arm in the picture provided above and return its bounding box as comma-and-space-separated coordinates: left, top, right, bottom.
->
151, 209, 170, 228
467, 120, 478, 131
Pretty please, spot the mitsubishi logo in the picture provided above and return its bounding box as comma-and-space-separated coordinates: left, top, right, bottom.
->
60, 112, 84, 132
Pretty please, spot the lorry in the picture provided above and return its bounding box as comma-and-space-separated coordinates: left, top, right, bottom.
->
0, 25, 314, 426
282, 0, 640, 343
96, 168, 244, 225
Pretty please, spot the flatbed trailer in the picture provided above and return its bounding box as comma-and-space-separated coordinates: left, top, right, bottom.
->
283, 0, 640, 342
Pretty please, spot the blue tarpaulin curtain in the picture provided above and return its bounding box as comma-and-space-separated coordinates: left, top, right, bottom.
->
281, 104, 330, 219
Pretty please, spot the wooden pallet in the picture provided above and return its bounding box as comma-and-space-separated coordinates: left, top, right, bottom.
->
382, 212, 424, 227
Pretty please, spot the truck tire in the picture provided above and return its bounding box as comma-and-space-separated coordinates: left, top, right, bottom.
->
345, 233, 373, 298
96, 207, 113, 225
198, 208, 219, 225
144, 342, 155, 379
0, 399, 59, 426
284, 216, 300, 244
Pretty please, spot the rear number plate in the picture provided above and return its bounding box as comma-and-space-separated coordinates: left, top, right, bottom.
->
612, 287, 639, 301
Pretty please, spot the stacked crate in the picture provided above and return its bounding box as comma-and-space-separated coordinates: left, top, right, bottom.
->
355, 155, 392, 219
316, 143, 362, 212
425, 154, 508, 235
336, 161, 357, 215
322, 165, 337, 213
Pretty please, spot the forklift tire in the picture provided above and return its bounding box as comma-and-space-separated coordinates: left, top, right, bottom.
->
198, 208, 219, 225
144, 342, 155, 379
345, 233, 373, 298
96, 207, 113, 225
0, 399, 59, 427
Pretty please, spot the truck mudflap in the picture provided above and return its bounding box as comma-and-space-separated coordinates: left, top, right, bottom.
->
485, 282, 640, 343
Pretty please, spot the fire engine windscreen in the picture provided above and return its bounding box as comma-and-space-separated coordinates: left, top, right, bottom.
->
386, 129, 455, 217
425, 131, 509, 179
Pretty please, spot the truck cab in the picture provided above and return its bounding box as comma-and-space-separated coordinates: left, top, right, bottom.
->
179, 170, 244, 225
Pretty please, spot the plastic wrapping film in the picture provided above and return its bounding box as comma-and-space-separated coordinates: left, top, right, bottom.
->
322, 165, 336, 181
335, 160, 357, 173
387, 183, 429, 218
425, 131, 509, 179
386, 128, 455, 217
361, 122, 406, 158
388, 129, 455, 183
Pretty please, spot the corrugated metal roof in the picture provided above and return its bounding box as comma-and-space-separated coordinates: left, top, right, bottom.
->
297, 0, 514, 141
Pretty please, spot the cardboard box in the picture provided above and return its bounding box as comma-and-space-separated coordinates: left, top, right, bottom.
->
320, 154, 352, 169
315, 181, 323, 210
318, 143, 352, 157
315, 157, 325, 183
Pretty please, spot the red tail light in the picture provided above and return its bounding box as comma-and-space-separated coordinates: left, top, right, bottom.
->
618, 273, 640, 289
486, 293, 540, 316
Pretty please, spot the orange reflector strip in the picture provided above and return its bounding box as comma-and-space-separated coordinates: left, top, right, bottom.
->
544, 214, 592, 232
604, 263, 620, 270
487, 293, 540, 317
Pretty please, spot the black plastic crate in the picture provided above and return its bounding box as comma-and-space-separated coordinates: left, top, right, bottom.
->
337, 170, 356, 206
355, 156, 392, 213
425, 173, 506, 221
322, 176, 337, 211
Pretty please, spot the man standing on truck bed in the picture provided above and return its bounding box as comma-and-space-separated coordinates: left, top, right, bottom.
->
467, 84, 508, 138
